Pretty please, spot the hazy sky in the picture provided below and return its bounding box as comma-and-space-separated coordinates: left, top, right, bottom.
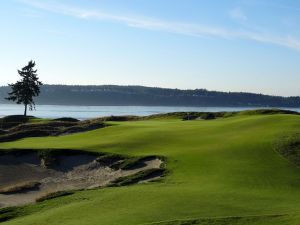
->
1, 0, 300, 96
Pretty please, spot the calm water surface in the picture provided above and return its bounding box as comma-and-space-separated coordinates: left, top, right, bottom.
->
1, 104, 299, 119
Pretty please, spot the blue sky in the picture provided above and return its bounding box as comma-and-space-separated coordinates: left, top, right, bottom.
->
1, 0, 300, 96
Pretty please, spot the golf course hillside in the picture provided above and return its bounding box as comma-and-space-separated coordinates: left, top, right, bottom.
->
1, 109, 300, 225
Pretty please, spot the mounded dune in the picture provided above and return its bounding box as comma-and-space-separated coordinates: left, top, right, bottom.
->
0, 117, 106, 143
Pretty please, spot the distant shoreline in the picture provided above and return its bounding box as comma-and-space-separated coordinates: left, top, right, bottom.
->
1, 104, 300, 120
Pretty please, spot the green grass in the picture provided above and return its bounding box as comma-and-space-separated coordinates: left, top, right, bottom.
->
1, 113, 300, 224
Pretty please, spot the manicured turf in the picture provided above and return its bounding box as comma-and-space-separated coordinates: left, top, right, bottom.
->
1, 113, 300, 225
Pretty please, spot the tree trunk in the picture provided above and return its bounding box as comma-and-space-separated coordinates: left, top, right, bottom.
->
24, 104, 27, 116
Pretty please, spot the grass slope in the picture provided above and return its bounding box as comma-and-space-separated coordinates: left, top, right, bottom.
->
1, 113, 300, 224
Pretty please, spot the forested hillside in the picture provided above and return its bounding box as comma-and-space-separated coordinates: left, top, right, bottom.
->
0, 85, 299, 107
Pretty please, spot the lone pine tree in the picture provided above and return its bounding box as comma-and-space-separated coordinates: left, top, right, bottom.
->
6, 60, 43, 116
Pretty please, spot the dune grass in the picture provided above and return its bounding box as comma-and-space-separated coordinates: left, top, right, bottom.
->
0, 118, 106, 142
1, 112, 300, 224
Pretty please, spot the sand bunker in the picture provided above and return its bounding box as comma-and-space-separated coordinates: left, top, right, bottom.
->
0, 150, 164, 208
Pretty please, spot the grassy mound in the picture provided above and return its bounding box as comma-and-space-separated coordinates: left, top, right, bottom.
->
238, 109, 300, 116
0, 120, 106, 142
52, 118, 80, 122
146, 109, 299, 121
99, 115, 141, 121
0, 116, 34, 130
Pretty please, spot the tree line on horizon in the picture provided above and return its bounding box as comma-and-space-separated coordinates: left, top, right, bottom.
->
2, 84, 300, 108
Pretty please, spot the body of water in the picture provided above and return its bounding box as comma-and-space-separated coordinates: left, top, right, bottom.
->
0, 104, 299, 119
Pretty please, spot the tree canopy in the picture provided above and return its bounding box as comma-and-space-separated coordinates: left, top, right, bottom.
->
6, 60, 43, 116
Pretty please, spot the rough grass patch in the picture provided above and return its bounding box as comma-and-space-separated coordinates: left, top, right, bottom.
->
35, 191, 74, 203
52, 117, 79, 122
274, 133, 300, 166
118, 156, 147, 170
96, 154, 125, 167
144, 214, 286, 225
0, 115, 34, 130
110, 168, 166, 186
239, 109, 300, 116
0, 206, 19, 222
0, 119, 106, 143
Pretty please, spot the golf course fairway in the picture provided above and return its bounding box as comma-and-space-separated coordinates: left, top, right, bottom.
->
1, 112, 300, 225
